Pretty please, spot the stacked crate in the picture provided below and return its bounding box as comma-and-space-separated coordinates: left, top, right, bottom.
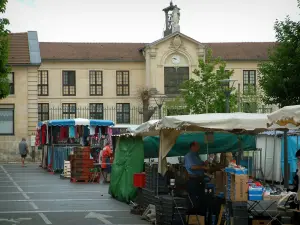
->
63, 160, 71, 178
70, 147, 93, 182
156, 195, 187, 225
145, 163, 168, 194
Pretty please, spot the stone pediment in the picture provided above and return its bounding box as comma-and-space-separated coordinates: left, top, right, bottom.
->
145, 32, 205, 50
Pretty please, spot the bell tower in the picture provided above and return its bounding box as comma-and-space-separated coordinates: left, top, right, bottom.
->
163, 1, 180, 37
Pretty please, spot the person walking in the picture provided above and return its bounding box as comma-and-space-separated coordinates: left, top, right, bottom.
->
19, 138, 28, 167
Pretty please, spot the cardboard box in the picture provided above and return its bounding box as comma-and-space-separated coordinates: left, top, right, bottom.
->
230, 174, 249, 202
252, 220, 271, 225
186, 215, 205, 225
215, 171, 225, 194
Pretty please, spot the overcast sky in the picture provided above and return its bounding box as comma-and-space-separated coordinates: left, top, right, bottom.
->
3, 0, 300, 43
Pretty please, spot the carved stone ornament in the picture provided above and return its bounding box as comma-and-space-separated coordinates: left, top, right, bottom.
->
169, 35, 184, 51
149, 49, 157, 59
197, 46, 205, 57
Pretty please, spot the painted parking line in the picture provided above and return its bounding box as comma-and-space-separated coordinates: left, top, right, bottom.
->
0, 166, 52, 225
0, 191, 105, 194
0, 199, 111, 202
0, 209, 129, 214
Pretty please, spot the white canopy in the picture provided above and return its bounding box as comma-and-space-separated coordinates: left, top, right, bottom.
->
132, 120, 160, 136
159, 113, 270, 133
268, 105, 300, 127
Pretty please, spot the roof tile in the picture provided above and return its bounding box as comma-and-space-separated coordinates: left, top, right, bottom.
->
39, 41, 275, 62
8, 32, 31, 65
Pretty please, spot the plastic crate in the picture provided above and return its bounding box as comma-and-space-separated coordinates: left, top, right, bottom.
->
248, 195, 263, 201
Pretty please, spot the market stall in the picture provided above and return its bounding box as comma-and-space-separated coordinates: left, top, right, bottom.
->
127, 113, 299, 225
36, 118, 114, 173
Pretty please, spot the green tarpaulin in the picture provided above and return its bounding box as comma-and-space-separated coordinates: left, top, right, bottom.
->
143, 132, 256, 158
109, 136, 144, 203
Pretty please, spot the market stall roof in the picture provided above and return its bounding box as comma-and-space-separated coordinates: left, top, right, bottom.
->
112, 124, 139, 131
158, 113, 271, 134
90, 119, 114, 127
268, 105, 300, 127
46, 118, 114, 126
132, 120, 160, 136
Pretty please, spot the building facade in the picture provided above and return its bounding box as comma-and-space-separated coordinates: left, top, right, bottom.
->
0, 3, 275, 160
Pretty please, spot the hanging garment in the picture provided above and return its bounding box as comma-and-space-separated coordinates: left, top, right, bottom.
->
69, 126, 75, 138
90, 126, 96, 136
60, 127, 68, 140
41, 125, 46, 144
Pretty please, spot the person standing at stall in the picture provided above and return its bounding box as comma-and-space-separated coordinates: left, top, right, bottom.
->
184, 142, 209, 214
101, 142, 113, 183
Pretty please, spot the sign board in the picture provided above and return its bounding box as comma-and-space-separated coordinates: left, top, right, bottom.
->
204, 132, 214, 144
30, 135, 35, 147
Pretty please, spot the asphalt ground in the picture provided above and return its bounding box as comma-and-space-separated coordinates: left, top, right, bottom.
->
0, 164, 149, 225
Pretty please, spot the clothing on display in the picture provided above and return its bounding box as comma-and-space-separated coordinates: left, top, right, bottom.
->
69, 126, 75, 138
90, 126, 96, 135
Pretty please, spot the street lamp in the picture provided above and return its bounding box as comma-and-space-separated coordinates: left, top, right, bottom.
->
153, 94, 167, 119
219, 79, 237, 113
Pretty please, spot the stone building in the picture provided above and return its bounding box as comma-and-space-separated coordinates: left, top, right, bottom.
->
0, 2, 275, 160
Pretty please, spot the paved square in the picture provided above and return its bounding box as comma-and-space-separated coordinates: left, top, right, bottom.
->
0, 164, 148, 225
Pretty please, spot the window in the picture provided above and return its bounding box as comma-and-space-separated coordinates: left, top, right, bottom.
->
116, 71, 129, 96
62, 71, 76, 96
8, 72, 14, 95
0, 105, 14, 135
62, 103, 76, 119
38, 70, 48, 96
90, 103, 103, 119
38, 103, 49, 121
164, 67, 189, 95
89, 71, 103, 96
243, 70, 256, 93
116, 103, 130, 124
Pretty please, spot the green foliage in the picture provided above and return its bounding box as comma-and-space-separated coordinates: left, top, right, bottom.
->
241, 85, 262, 113
179, 49, 237, 114
0, 0, 10, 99
258, 0, 300, 107
164, 97, 189, 116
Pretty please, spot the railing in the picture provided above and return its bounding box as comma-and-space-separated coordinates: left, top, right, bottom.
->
47, 105, 274, 124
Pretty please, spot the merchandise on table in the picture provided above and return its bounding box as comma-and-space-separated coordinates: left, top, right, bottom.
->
63, 160, 71, 178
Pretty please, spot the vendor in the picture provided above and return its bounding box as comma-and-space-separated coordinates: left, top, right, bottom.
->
184, 142, 209, 196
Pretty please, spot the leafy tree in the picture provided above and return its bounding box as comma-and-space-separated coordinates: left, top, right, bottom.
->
240, 85, 262, 113
0, 0, 10, 99
258, 0, 300, 107
179, 49, 237, 114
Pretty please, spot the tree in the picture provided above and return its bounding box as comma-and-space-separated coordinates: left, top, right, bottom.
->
136, 87, 156, 122
258, 0, 300, 107
179, 49, 237, 114
0, 0, 10, 99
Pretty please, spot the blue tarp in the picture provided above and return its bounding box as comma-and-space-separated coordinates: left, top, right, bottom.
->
90, 119, 114, 127
143, 132, 256, 158
281, 136, 300, 184
48, 119, 75, 126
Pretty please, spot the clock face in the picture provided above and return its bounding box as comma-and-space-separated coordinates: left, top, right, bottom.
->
172, 55, 180, 64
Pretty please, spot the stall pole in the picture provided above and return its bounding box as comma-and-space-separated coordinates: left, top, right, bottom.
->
51, 126, 54, 173
283, 130, 289, 189
264, 136, 267, 183
272, 131, 276, 185
297, 134, 299, 150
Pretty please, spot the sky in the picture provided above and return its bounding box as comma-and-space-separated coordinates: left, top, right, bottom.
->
3, 0, 300, 43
